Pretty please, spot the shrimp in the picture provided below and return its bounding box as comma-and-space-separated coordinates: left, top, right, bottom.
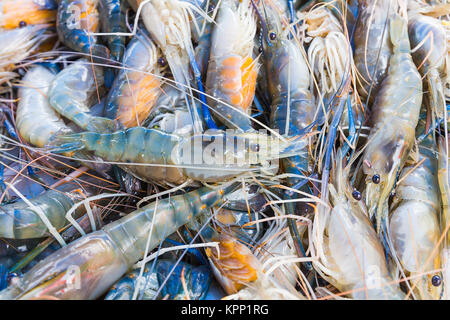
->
206, 233, 304, 299
48, 126, 303, 186
98, 0, 127, 69
131, 0, 210, 132
0, 180, 95, 240
312, 150, 405, 300
16, 65, 71, 149
48, 59, 116, 132
57, 0, 109, 61
186, 205, 305, 300
388, 127, 443, 300
260, 2, 316, 187
104, 29, 164, 129
106, 259, 211, 300
353, 0, 397, 104
0, 25, 54, 92
0, 183, 237, 300
361, 7, 423, 233
408, 3, 449, 123
205, 0, 258, 132
0, 0, 57, 29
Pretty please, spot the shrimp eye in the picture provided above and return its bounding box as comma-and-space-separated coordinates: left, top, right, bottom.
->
19, 21, 27, 28
158, 57, 167, 67
258, 46, 263, 53
352, 189, 361, 201
7, 273, 18, 284
432, 275, 441, 287
269, 32, 277, 41
250, 143, 260, 152
372, 174, 380, 184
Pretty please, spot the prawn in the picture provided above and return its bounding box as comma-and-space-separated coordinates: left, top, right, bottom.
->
0, 183, 238, 300
361, 6, 423, 233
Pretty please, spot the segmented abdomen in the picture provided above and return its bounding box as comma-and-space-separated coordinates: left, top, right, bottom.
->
80, 127, 185, 184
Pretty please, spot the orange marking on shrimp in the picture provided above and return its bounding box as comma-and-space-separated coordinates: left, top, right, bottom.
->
206, 235, 258, 294
79, 1, 99, 32
2, 0, 56, 29
240, 56, 257, 111
117, 73, 161, 128
219, 55, 257, 112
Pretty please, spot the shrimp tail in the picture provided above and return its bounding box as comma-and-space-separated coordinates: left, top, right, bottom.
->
47, 133, 86, 153
84, 116, 117, 132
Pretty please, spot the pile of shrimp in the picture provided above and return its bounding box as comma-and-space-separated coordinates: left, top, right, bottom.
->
0, 0, 448, 300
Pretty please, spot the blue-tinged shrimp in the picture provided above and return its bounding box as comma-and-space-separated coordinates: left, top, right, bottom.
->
47, 126, 305, 186
362, 7, 423, 233
0, 181, 95, 240
56, 0, 109, 61
0, 183, 237, 300
48, 59, 116, 132
98, 0, 127, 66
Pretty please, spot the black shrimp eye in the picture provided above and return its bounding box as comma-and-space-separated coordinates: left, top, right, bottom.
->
19, 21, 27, 28
250, 143, 260, 152
157, 57, 167, 67
372, 174, 380, 184
269, 32, 277, 41
258, 46, 263, 53
432, 275, 442, 287
7, 273, 18, 284
352, 189, 362, 201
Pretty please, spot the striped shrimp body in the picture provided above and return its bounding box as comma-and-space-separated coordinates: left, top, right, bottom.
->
16, 65, 71, 148
49, 127, 301, 186
104, 29, 164, 129
408, 7, 449, 122
362, 11, 423, 232
262, 4, 316, 188
48, 59, 116, 132
353, 0, 397, 104
389, 133, 442, 300
98, 0, 127, 71
0, 184, 237, 300
0, 182, 91, 240
0, 25, 53, 92
205, 0, 258, 132
0, 0, 56, 29
57, 0, 109, 61
313, 151, 405, 300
